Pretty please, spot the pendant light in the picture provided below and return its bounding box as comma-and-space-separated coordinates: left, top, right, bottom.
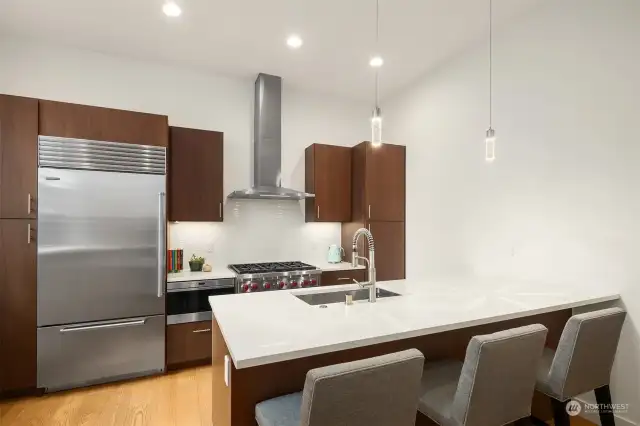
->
370, 0, 383, 147
485, 0, 496, 162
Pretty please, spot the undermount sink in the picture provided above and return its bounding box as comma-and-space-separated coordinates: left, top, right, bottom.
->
294, 288, 401, 306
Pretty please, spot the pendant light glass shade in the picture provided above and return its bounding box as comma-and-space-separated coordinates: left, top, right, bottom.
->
371, 107, 382, 147
485, 127, 496, 162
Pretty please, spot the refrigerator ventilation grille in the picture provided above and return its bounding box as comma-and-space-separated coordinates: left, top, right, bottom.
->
38, 136, 166, 175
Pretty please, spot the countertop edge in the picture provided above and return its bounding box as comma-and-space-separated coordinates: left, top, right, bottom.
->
167, 262, 364, 282
226, 292, 621, 369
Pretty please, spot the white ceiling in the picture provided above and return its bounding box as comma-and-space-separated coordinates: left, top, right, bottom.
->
0, 0, 542, 100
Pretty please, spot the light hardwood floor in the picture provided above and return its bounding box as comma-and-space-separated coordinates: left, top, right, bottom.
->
0, 367, 212, 426
1, 366, 598, 426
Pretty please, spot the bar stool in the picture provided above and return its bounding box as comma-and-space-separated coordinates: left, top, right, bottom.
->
417, 324, 549, 426
536, 307, 626, 426
255, 349, 425, 426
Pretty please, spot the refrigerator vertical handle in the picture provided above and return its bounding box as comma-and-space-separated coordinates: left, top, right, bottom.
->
158, 192, 166, 298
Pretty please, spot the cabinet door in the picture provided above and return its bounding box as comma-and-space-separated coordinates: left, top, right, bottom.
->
321, 269, 366, 286
38, 100, 168, 147
367, 221, 405, 281
169, 127, 224, 222
0, 95, 38, 219
366, 143, 405, 222
0, 219, 37, 392
167, 321, 213, 368
306, 144, 351, 222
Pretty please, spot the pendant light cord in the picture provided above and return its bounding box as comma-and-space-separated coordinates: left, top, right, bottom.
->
489, 0, 493, 127
374, 0, 380, 109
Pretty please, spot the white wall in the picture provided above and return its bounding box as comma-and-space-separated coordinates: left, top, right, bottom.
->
0, 38, 369, 265
386, 0, 640, 423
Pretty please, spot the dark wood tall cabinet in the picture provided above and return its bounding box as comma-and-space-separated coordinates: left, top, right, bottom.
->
305, 144, 352, 222
169, 127, 224, 222
342, 142, 406, 281
0, 95, 39, 396
0, 95, 38, 219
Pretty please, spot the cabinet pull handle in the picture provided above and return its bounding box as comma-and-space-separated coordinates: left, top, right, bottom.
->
27, 193, 32, 215
27, 224, 32, 244
219, 202, 222, 219
193, 328, 211, 333
317, 205, 320, 219
368, 204, 371, 219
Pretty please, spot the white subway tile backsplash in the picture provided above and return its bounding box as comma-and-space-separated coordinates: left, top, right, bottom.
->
168, 199, 341, 268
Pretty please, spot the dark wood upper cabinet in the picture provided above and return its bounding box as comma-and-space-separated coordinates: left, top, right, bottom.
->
352, 142, 406, 222
0, 219, 37, 394
0, 95, 38, 219
38, 100, 168, 147
305, 144, 351, 222
169, 127, 224, 222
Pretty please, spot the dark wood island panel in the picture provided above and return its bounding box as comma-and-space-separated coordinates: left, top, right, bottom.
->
212, 309, 571, 426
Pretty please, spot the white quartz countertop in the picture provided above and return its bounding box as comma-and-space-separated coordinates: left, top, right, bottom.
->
167, 262, 363, 282
167, 268, 236, 282
209, 277, 620, 369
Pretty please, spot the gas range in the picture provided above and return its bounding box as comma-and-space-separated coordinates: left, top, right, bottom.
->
228, 261, 322, 293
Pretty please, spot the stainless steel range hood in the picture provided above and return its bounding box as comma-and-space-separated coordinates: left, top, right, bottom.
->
228, 74, 314, 200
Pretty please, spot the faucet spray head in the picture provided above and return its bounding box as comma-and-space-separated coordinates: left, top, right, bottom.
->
351, 243, 358, 267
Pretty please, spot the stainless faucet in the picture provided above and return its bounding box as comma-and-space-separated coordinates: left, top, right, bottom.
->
351, 228, 377, 303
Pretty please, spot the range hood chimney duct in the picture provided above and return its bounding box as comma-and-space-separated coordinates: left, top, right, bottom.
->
228, 73, 314, 200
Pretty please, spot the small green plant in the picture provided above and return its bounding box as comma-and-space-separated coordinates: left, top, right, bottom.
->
189, 254, 205, 271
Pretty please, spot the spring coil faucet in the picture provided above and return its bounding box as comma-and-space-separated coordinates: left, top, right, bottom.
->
351, 228, 377, 303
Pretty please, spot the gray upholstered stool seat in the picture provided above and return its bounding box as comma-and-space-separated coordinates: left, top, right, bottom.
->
418, 324, 549, 426
535, 307, 626, 426
255, 349, 425, 426
255, 393, 303, 426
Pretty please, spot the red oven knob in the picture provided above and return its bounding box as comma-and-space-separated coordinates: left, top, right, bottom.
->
251, 282, 259, 290
302, 280, 310, 287
279, 281, 286, 289
311, 279, 317, 285
242, 283, 249, 292
264, 282, 271, 290
290, 281, 298, 288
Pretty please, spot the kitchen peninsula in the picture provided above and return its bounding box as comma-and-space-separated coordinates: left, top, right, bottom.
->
209, 278, 620, 426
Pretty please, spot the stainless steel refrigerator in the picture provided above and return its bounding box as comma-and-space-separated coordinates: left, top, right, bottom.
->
36, 136, 166, 392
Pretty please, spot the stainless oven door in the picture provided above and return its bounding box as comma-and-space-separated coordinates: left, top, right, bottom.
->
166, 278, 235, 324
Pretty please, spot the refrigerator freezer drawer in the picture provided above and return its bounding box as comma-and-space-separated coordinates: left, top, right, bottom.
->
37, 315, 165, 392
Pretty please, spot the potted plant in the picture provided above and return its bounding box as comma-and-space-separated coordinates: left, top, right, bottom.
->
189, 254, 205, 272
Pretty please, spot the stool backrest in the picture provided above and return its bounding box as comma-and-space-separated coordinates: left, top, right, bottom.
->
299, 349, 425, 426
451, 324, 548, 426
547, 307, 626, 400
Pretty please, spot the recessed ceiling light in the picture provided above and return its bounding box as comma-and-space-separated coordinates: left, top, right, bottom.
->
163, 1, 182, 17
286, 35, 303, 49
369, 56, 384, 68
